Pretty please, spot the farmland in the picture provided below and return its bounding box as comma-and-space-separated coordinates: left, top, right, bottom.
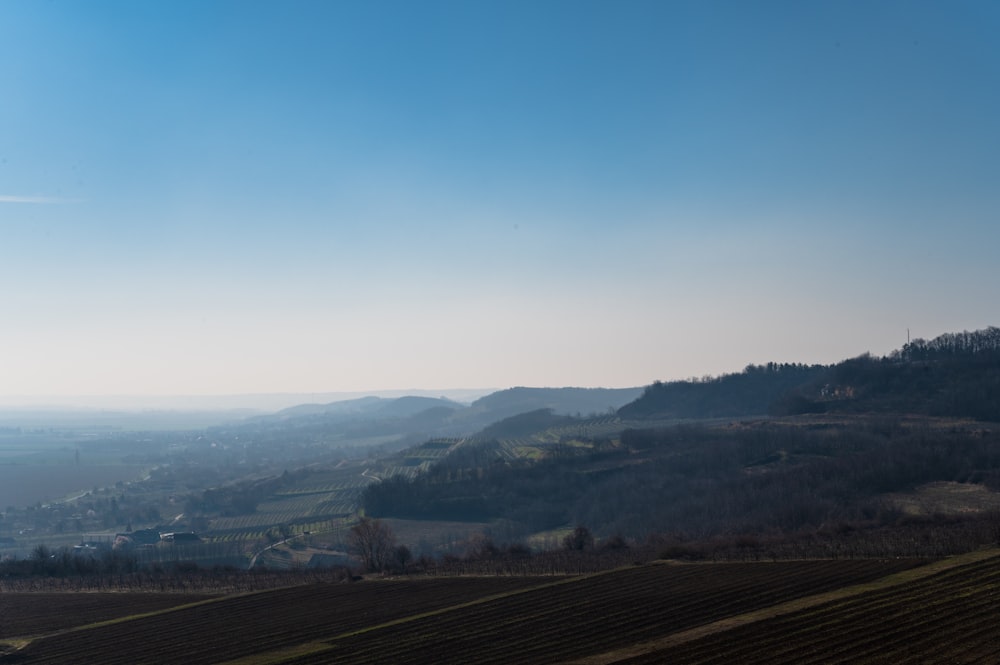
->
0, 592, 217, 639
2, 555, 946, 664
0, 464, 146, 511
639, 550, 1000, 664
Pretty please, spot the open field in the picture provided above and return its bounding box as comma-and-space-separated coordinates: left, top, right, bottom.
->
635, 550, 1000, 664
0, 592, 217, 639
2, 557, 931, 664
2, 576, 553, 664
886, 480, 1000, 517
0, 464, 146, 509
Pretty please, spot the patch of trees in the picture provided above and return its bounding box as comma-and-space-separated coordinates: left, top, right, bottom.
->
362, 439, 609, 530
364, 419, 1000, 544
0, 544, 139, 578
894, 327, 1000, 361
827, 338, 1000, 421
0, 556, 355, 591
577, 422, 1000, 538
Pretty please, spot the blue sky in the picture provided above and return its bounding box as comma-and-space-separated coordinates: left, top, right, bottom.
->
1, 0, 998, 400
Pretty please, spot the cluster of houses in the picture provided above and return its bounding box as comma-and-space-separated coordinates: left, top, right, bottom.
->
73, 528, 202, 553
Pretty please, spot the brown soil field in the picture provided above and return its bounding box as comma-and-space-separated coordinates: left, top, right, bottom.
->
0, 592, 217, 639
2, 558, 925, 665
623, 551, 1000, 664
4, 576, 555, 664
287, 559, 923, 665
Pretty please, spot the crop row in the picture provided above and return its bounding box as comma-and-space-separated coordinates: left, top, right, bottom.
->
641, 554, 1000, 664
0, 593, 215, 639
13, 577, 553, 665
283, 559, 925, 665
275, 479, 369, 496
256, 493, 356, 516
7, 559, 931, 665
206, 530, 268, 543
209, 504, 353, 531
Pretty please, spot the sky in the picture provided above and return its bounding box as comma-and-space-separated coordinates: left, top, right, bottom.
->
0, 0, 998, 403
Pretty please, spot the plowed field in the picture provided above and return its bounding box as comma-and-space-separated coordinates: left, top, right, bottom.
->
628, 552, 1000, 664
0, 592, 216, 639
3, 558, 929, 664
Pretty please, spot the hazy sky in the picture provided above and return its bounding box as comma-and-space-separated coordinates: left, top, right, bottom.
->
1, 0, 998, 400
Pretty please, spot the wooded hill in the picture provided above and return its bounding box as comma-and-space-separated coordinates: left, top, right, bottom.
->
363, 327, 1000, 551
621, 326, 1000, 421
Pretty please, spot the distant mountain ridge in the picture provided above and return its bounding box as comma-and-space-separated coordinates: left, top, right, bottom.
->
242, 325, 1000, 446
274, 396, 463, 420
252, 386, 646, 441
465, 387, 643, 422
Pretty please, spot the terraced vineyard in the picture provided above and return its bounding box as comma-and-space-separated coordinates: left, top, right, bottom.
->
375, 439, 465, 479
206, 475, 364, 545
3, 557, 934, 664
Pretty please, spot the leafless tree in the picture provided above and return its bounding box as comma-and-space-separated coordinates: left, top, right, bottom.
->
349, 517, 396, 572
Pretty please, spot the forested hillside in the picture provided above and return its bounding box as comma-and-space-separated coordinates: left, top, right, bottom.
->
363, 417, 1000, 544
617, 363, 826, 419
620, 326, 1000, 421
363, 327, 1000, 551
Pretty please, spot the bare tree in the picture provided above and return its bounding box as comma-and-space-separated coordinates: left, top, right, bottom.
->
563, 525, 594, 551
349, 517, 396, 572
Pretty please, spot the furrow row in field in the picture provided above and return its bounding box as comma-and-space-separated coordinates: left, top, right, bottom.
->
0, 593, 216, 639
209, 506, 352, 531
9, 559, 930, 665
13, 577, 553, 665
287, 560, 923, 665
642, 553, 1000, 665
792, 584, 1000, 665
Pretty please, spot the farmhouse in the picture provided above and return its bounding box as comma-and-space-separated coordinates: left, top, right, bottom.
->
124, 528, 162, 546
160, 531, 201, 543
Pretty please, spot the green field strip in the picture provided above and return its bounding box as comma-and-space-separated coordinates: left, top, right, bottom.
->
559, 547, 1000, 665
0, 638, 31, 654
